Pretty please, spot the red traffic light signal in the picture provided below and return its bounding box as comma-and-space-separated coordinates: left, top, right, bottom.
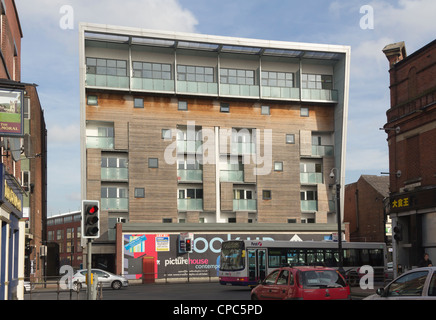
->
82, 200, 100, 239
185, 238, 192, 252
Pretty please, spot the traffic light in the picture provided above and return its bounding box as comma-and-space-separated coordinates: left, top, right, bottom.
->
82, 200, 100, 239
185, 238, 192, 253
393, 224, 402, 242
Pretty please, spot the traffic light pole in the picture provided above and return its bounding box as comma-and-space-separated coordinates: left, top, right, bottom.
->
87, 239, 92, 300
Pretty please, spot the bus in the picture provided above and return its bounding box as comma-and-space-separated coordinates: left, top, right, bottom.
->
219, 240, 387, 287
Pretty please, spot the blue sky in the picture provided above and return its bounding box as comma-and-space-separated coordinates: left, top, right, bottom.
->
14, 0, 436, 216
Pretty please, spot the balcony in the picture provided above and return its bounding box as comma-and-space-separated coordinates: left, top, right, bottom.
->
301, 89, 338, 102
177, 81, 218, 95
312, 145, 334, 157
101, 198, 128, 211
132, 78, 175, 92
220, 170, 244, 182
86, 74, 129, 89
86, 136, 114, 149
101, 168, 128, 181
177, 169, 203, 182
262, 86, 300, 100
300, 172, 323, 184
220, 83, 259, 98
301, 200, 318, 212
178, 199, 203, 211
233, 199, 257, 211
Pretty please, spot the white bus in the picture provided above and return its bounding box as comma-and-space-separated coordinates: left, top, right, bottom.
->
219, 240, 388, 287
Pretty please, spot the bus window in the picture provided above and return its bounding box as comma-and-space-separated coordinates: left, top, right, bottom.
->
248, 250, 256, 281
324, 249, 338, 267
287, 249, 298, 265
360, 250, 370, 265
268, 249, 287, 268
343, 249, 358, 267
369, 249, 383, 266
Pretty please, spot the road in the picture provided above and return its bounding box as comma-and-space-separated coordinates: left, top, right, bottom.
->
24, 281, 373, 300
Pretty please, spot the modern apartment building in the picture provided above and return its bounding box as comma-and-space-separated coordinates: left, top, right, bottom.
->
79, 23, 350, 273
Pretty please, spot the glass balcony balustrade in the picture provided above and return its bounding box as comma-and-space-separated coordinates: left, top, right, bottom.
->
86, 136, 114, 149
101, 168, 128, 181
233, 199, 257, 211
311, 145, 334, 157
300, 172, 323, 184
177, 169, 203, 182
301, 200, 318, 212
220, 170, 244, 182
177, 199, 203, 211
101, 198, 128, 211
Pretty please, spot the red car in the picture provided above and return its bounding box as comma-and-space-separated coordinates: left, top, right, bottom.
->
251, 266, 351, 300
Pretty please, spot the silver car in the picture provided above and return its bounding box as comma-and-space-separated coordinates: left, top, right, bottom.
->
365, 267, 436, 300
72, 269, 128, 290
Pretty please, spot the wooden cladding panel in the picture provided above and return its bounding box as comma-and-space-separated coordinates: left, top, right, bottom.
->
86, 149, 101, 181
114, 121, 128, 150
220, 182, 233, 211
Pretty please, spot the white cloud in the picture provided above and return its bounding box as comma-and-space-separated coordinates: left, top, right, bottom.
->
48, 123, 80, 145
17, 0, 198, 35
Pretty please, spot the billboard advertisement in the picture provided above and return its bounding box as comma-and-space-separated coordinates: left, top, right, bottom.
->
123, 232, 328, 281
0, 89, 24, 136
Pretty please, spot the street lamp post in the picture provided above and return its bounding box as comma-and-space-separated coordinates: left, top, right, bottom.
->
330, 168, 344, 275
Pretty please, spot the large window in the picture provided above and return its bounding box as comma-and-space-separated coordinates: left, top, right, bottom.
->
220, 68, 255, 85
177, 65, 214, 83
86, 58, 127, 76
302, 74, 333, 90
262, 71, 294, 87
133, 61, 172, 80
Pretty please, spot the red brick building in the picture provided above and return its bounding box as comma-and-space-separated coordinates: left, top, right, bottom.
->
382, 39, 436, 273
344, 175, 390, 243
47, 212, 83, 271
0, 0, 47, 299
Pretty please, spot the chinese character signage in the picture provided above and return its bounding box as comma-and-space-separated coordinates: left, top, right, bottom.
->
0, 89, 24, 136
390, 188, 436, 213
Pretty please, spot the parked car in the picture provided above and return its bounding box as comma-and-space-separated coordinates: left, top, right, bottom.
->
251, 266, 351, 300
365, 267, 436, 300
72, 269, 128, 290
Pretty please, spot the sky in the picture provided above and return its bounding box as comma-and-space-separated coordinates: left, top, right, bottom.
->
14, 0, 436, 216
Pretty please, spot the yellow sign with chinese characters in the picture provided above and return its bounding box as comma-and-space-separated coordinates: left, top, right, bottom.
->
391, 197, 409, 209
4, 180, 22, 211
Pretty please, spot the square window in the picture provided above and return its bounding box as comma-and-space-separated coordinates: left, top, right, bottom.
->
162, 218, 172, 223
220, 103, 230, 113
274, 162, 283, 171
134, 188, 145, 198
148, 158, 158, 168
261, 105, 270, 115
286, 134, 295, 144
287, 219, 297, 223
134, 98, 144, 108
262, 190, 272, 200
87, 95, 98, 106
178, 101, 188, 111
162, 129, 171, 140
300, 107, 309, 117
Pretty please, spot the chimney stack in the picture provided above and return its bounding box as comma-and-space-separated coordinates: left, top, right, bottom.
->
382, 41, 407, 68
